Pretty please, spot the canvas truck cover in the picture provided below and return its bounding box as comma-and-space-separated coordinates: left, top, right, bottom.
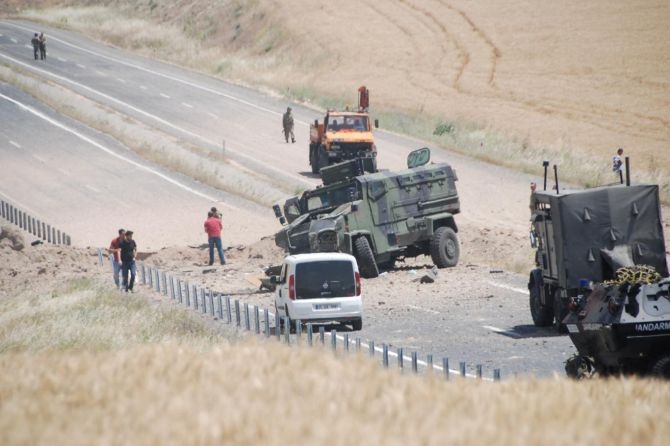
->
534, 184, 668, 288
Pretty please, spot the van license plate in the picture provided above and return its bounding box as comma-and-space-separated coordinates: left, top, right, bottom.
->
314, 304, 338, 310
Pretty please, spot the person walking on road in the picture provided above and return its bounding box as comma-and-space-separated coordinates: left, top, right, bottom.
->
120, 230, 137, 292
204, 211, 226, 266
38, 32, 46, 60
282, 106, 295, 143
108, 228, 125, 289
31, 33, 40, 60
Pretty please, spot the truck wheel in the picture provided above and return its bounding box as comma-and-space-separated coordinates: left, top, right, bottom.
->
529, 277, 554, 327
317, 146, 329, 172
354, 237, 379, 278
430, 226, 459, 268
351, 318, 363, 331
553, 289, 569, 333
651, 354, 670, 378
309, 145, 319, 174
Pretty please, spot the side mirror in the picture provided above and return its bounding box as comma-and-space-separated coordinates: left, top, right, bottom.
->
374, 118, 379, 129
272, 204, 283, 218
279, 216, 287, 225
351, 203, 359, 212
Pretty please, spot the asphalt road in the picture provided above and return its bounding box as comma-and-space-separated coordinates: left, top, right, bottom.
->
0, 20, 575, 377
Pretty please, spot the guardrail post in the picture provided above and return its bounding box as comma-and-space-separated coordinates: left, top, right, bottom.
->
343, 333, 349, 352
217, 294, 223, 319
295, 319, 302, 340
169, 275, 175, 299
460, 361, 466, 377
193, 287, 199, 310
397, 348, 404, 370
382, 344, 389, 368
147, 267, 153, 288
41, 222, 46, 240
244, 303, 250, 330
412, 352, 418, 374
201, 290, 207, 314
427, 354, 433, 373
307, 323, 313, 346
208, 291, 214, 316
57, 230, 61, 245
331, 329, 337, 351
178, 280, 183, 303
254, 306, 260, 334
156, 270, 161, 292
356, 337, 361, 351
234, 300, 241, 326
47, 225, 51, 243
369, 340, 375, 358
476, 365, 482, 380
443, 358, 450, 380
283, 317, 290, 344
319, 326, 325, 344
264, 308, 270, 336
494, 369, 501, 381
225, 297, 231, 323
185, 282, 191, 307
275, 314, 281, 340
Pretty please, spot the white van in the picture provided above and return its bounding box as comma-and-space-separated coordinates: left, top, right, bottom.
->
272, 253, 363, 331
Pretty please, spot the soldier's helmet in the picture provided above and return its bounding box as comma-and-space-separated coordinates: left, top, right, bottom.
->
287, 107, 291, 112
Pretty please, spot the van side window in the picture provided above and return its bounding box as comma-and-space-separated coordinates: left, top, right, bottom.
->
279, 263, 287, 284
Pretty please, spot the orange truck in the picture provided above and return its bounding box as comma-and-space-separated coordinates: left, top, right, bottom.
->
309, 86, 378, 174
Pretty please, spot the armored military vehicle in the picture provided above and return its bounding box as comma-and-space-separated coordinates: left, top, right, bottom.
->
528, 160, 668, 332
273, 148, 460, 278
563, 266, 670, 378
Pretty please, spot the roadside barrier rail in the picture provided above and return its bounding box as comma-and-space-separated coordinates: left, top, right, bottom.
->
97, 249, 501, 381
1, 198, 71, 245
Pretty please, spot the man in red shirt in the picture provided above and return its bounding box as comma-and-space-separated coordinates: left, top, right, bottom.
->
107, 228, 125, 288
204, 211, 226, 265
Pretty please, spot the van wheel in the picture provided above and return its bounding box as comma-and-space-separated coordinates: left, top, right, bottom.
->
430, 227, 459, 268
651, 354, 670, 378
351, 318, 363, 331
354, 237, 379, 278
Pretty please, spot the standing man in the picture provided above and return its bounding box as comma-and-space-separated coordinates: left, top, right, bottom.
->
38, 32, 46, 60
120, 230, 137, 292
107, 228, 125, 289
282, 106, 295, 143
612, 147, 624, 183
31, 33, 40, 60
204, 211, 226, 265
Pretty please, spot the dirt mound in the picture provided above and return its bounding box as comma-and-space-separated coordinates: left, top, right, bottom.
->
0, 225, 25, 251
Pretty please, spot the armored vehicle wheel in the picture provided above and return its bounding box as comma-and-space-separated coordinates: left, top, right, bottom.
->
651, 354, 670, 378
529, 280, 554, 327
351, 318, 363, 331
354, 237, 379, 278
430, 226, 459, 268
553, 290, 569, 333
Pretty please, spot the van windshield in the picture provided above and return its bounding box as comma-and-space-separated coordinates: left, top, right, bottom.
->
295, 260, 355, 299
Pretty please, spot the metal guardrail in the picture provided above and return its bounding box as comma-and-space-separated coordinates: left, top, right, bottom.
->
97, 249, 502, 381
0, 199, 71, 245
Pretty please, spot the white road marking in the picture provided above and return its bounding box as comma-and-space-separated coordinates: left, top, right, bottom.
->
483, 325, 522, 339
57, 57, 66, 62
32, 154, 46, 163
0, 92, 222, 204
159, 93, 170, 99
85, 184, 101, 193
9, 140, 21, 148
10, 37, 17, 43
116, 77, 127, 84
405, 304, 440, 315
207, 112, 218, 119
57, 168, 71, 177
76, 63, 86, 69
139, 85, 147, 90
181, 102, 194, 109
4, 23, 303, 123
24, 44, 31, 49
486, 280, 528, 295
0, 52, 311, 186
95, 70, 106, 76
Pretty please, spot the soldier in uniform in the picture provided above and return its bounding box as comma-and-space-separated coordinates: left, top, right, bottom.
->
282, 106, 295, 143
31, 33, 40, 60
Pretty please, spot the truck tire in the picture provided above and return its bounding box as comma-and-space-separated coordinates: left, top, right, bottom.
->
309, 144, 319, 174
553, 289, 569, 333
651, 354, 670, 378
529, 275, 554, 327
317, 146, 329, 172
430, 226, 459, 268
354, 237, 379, 278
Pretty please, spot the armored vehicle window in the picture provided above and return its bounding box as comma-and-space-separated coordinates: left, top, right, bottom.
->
295, 260, 356, 299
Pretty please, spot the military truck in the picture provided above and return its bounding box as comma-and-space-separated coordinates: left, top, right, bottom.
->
309, 86, 378, 174
273, 148, 460, 278
528, 160, 668, 332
